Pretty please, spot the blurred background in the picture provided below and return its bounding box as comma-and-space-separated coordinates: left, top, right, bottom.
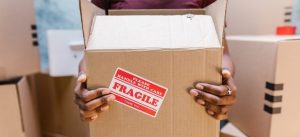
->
0, 0, 300, 137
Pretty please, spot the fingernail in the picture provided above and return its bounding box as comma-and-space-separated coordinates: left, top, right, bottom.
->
196, 84, 204, 90
78, 74, 87, 82
197, 99, 205, 105
222, 70, 231, 77
102, 89, 111, 95
207, 110, 215, 116
90, 114, 98, 120
101, 105, 110, 112
189, 89, 198, 96
106, 95, 116, 102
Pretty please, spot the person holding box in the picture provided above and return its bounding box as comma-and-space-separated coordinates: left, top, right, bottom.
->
74, 0, 237, 122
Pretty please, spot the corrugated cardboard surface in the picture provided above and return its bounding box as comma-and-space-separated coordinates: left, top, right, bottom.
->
18, 77, 41, 137
0, 81, 24, 137
227, 0, 292, 35
33, 74, 88, 137
228, 37, 300, 137
0, 0, 40, 80
87, 49, 222, 137
81, 0, 227, 136
270, 40, 300, 137
0, 77, 40, 137
228, 40, 276, 137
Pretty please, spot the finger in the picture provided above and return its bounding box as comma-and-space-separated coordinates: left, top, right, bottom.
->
222, 68, 232, 80
196, 99, 206, 106
78, 72, 87, 83
80, 110, 98, 118
84, 94, 116, 111
204, 102, 229, 114
74, 88, 89, 100
226, 78, 238, 96
95, 104, 110, 112
81, 88, 112, 102
195, 83, 228, 97
81, 114, 98, 122
206, 109, 228, 120
194, 89, 236, 105
214, 113, 228, 120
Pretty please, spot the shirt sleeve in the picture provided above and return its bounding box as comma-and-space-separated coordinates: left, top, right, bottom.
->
91, 0, 108, 9
202, 0, 216, 8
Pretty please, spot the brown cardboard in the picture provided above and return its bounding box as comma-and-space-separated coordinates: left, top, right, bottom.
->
0, 0, 40, 80
226, 0, 292, 35
80, 1, 227, 137
79, 0, 227, 45
0, 78, 24, 137
33, 74, 88, 137
228, 36, 300, 137
0, 77, 40, 137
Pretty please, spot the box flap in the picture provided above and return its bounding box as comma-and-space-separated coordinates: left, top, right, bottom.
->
227, 35, 300, 43
80, 0, 228, 47
205, 0, 228, 45
17, 77, 40, 137
79, 0, 105, 45
0, 82, 23, 137
87, 15, 220, 50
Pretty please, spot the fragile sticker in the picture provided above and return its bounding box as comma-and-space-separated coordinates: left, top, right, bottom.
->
109, 68, 168, 117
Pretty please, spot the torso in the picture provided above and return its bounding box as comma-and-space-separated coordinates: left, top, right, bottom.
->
92, 0, 216, 9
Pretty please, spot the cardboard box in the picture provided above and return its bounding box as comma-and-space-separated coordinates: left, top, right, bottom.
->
33, 74, 88, 137
228, 35, 300, 137
47, 30, 84, 77
0, 77, 40, 137
80, 0, 227, 137
0, 0, 40, 80
227, 0, 292, 35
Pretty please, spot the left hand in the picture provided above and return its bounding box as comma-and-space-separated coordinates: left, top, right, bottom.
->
189, 68, 237, 120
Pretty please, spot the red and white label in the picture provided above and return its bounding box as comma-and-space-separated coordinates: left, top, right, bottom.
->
109, 68, 168, 117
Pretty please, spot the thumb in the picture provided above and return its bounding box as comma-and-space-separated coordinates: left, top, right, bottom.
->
222, 68, 232, 80
78, 72, 87, 83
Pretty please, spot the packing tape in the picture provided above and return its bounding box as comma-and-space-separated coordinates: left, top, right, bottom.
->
264, 104, 282, 114
265, 82, 284, 91
264, 93, 283, 103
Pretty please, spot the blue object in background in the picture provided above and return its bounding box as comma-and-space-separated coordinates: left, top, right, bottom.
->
292, 0, 300, 34
35, 0, 82, 71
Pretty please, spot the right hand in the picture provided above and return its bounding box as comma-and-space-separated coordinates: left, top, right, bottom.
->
74, 72, 116, 122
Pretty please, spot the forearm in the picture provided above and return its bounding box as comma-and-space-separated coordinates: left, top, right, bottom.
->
222, 34, 235, 77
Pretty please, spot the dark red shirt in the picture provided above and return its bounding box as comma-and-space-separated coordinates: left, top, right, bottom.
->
92, 0, 216, 9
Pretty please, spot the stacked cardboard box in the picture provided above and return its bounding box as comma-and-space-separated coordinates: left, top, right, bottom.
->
0, 0, 40, 137
0, 77, 40, 137
80, 0, 227, 137
0, 0, 40, 80
33, 74, 88, 137
228, 35, 300, 137
0, 0, 41, 136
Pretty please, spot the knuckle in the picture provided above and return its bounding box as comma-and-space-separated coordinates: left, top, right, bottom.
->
81, 94, 90, 102
83, 103, 91, 111
205, 84, 212, 91
218, 87, 227, 96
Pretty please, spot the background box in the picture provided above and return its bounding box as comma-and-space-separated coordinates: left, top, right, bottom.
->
0, 77, 40, 137
32, 74, 88, 137
0, 0, 40, 80
228, 35, 300, 137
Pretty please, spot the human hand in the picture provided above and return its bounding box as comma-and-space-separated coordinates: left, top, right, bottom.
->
189, 68, 237, 120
